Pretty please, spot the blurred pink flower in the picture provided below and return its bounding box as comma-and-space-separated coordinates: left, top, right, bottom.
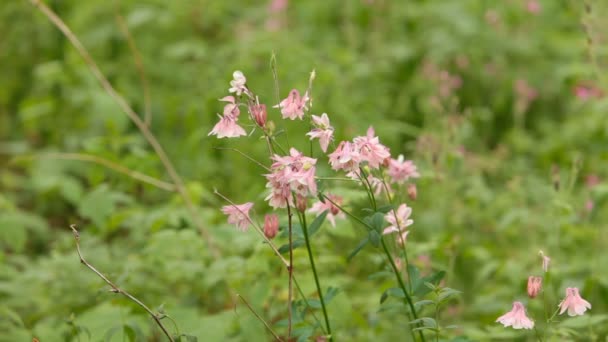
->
559, 287, 591, 316
526, 1, 541, 14
396, 230, 410, 246
208, 113, 247, 138
265, 148, 317, 208
574, 84, 603, 100
307, 113, 334, 152
328, 141, 361, 172
263, 214, 279, 239
586, 174, 600, 188
275, 89, 309, 120
388, 155, 420, 184
269, 0, 288, 12
221, 202, 254, 231
383, 203, 413, 235
407, 183, 418, 201
527, 276, 542, 298
353, 127, 391, 169
228, 71, 247, 96
496, 302, 534, 329
308, 194, 345, 227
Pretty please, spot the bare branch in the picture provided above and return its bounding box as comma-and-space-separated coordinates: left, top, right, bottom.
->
69, 225, 175, 342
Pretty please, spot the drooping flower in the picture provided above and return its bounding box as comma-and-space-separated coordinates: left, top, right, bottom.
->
250, 103, 267, 127
208, 113, 247, 138
275, 89, 309, 120
306, 113, 334, 152
527, 276, 542, 298
383, 203, 413, 235
558, 287, 591, 316
220, 96, 240, 117
353, 127, 391, 169
328, 141, 361, 173
263, 214, 279, 239
308, 194, 345, 227
496, 302, 534, 330
229, 70, 247, 96
221, 202, 254, 231
265, 148, 317, 208
388, 155, 420, 184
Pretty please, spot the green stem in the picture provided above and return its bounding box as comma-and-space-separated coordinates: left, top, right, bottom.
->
300, 213, 333, 341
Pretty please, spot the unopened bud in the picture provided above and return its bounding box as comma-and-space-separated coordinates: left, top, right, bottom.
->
296, 195, 307, 213
263, 214, 279, 239
251, 103, 267, 127
527, 276, 542, 298
407, 183, 417, 201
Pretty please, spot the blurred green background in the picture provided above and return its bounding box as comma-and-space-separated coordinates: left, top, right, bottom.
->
1, 0, 608, 341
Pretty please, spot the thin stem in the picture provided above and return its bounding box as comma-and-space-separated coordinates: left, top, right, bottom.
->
299, 213, 333, 341
293, 276, 327, 334
213, 147, 270, 171
286, 203, 294, 340
68, 225, 175, 342
30, 0, 217, 255
236, 294, 284, 342
15, 152, 175, 192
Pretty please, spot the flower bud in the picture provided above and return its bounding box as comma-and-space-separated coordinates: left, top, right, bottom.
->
251, 103, 267, 127
263, 214, 279, 239
407, 183, 417, 201
527, 276, 542, 298
296, 195, 307, 213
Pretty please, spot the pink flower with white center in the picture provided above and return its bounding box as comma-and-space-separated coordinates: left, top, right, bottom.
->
383, 203, 413, 235
265, 148, 317, 208
275, 89, 309, 120
308, 194, 345, 227
388, 155, 420, 184
328, 141, 361, 172
221, 202, 254, 231
208, 113, 247, 138
559, 287, 591, 316
496, 302, 534, 329
353, 127, 391, 169
306, 113, 334, 152
527, 276, 542, 298
229, 71, 247, 96
220, 96, 240, 117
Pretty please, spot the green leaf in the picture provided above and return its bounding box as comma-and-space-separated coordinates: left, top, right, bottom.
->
324, 287, 340, 304
368, 230, 381, 247
347, 237, 369, 261
278, 239, 305, 254
380, 287, 406, 304
437, 287, 462, 303
410, 317, 438, 329
414, 300, 435, 311
559, 314, 608, 328
308, 210, 328, 236
413, 270, 447, 297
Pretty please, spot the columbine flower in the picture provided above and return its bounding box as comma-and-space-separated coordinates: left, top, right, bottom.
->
527, 276, 542, 299
396, 230, 410, 246
496, 302, 534, 330
353, 127, 391, 169
229, 70, 247, 96
306, 113, 334, 152
221, 202, 254, 231
559, 287, 591, 316
407, 183, 417, 201
308, 194, 345, 227
383, 203, 413, 235
263, 214, 279, 239
275, 89, 309, 120
250, 103, 267, 127
388, 155, 420, 184
539, 250, 551, 272
208, 113, 247, 138
328, 141, 361, 173
265, 148, 317, 208
220, 96, 240, 117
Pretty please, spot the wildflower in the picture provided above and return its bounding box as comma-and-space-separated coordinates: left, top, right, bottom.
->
265, 148, 317, 208
296, 194, 308, 212
306, 113, 334, 152
559, 287, 591, 316
328, 141, 361, 173
220, 96, 240, 117
396, 230, 410, 246
526, 0, 541, 14
221, 202, 254, 231
353, 127, 391, 169
496, 302, 534, 330
407, 183, 417, 201
383, 203, 413, 235
527, 276, 542, 298
208, 113, 247, 138
308, 194, 345, 227
229, 70, 247, 96
250, 103, 267, 127
263, 214, 279, 239
388, 155, 420, 184
539, 250, 550, 272
275, 89, 309, 120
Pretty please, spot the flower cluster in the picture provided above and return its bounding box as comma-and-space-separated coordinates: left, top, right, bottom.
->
265, 148, 318, 208
328, 127, 390, 173
308, 193, 345, 227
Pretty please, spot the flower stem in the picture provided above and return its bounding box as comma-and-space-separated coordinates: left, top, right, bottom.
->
300, 213, 333, 341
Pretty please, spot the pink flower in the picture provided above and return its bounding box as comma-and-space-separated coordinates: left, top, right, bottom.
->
383, 204, 413, 235
306, 113, 334, 152
526, 0, 541, 14
250, 103, 267, 127
539, 250, 550, 272
221, 202, 254, 231
208, 113, 247, 138
328, 141, 361, 173
496, 302, 534, 329
388, 155, 420, 184
407, 183, 417, 201
308, 194, 345, 227
263, 214, 279, 239
220, 96, 240, 117
527, 276, 542, 298
229, 70, 247, 96
275, 89, 309, 120
353, 127, 391, 169
396, 230, 410, 246
559, 287, 591, 316
265, 148, 317, 208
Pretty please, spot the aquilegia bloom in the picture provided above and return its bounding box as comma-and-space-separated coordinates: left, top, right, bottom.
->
496, 302, 534, 330
308, 194, 345, 227
275, 89, 309, 120
353, 127, 391, 169
208, 113, 247, 138
306, 113, 334, 152
388, 155, 420, 184
221, 202, 254, 231
265, 148, 317, 208
558, 287, 591, 316
527, 276, 542, 299
383, 203, 413, 235
229, 70, 247, 96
